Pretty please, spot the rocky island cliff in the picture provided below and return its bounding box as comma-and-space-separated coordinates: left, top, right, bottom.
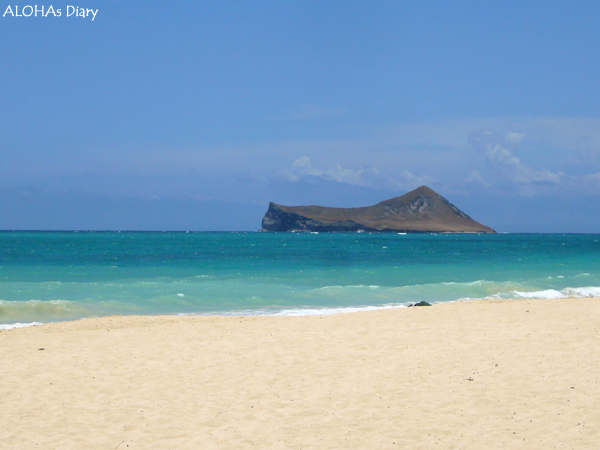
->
261, 186, 495, 233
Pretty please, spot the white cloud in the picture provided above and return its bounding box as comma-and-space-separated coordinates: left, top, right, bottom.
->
286, 156, 368, 186
465, 170, 492, 187
470, 130, 563, 185
505, 131, 525, 144
400, 170, 437, 186
93, 116, 600, 203
284, 156, 436, 190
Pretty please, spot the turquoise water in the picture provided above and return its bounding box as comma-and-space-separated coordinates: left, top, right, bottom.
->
1, 231, 600, 327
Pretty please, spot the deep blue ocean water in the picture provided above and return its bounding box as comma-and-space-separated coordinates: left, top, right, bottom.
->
1, 231, 600, 328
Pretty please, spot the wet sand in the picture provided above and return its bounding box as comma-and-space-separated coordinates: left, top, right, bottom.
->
1, 297, 599, 449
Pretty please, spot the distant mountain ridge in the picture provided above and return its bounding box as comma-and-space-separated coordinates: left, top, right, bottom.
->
261, 186, 495, 233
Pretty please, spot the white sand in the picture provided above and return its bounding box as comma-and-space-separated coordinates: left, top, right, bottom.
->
1, 297, 599, 449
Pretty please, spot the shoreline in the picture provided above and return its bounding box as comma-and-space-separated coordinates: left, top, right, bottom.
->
3, 288, 600, 330
2, 297, 599, 449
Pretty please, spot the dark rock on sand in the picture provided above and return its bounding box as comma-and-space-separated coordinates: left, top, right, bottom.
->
408, 301, 432, 307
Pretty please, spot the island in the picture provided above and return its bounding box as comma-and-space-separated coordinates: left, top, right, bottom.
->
261, 185, 495, 233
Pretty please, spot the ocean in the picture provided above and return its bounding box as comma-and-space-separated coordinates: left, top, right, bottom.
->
1, 231, 600, 328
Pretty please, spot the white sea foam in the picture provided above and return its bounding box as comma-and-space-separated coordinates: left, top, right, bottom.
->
562, 286, 600, 297
271, 304, 403, 316
486, 286, 600, 300
0, 322, 42, 330
316, 285, 382, 291
512, 289, 566, 299
177, 302, 415, 318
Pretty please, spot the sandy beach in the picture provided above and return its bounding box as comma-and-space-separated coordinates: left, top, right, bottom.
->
1, 298, 599, 449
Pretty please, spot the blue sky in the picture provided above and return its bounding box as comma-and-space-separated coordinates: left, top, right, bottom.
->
1, 1, 600, 231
